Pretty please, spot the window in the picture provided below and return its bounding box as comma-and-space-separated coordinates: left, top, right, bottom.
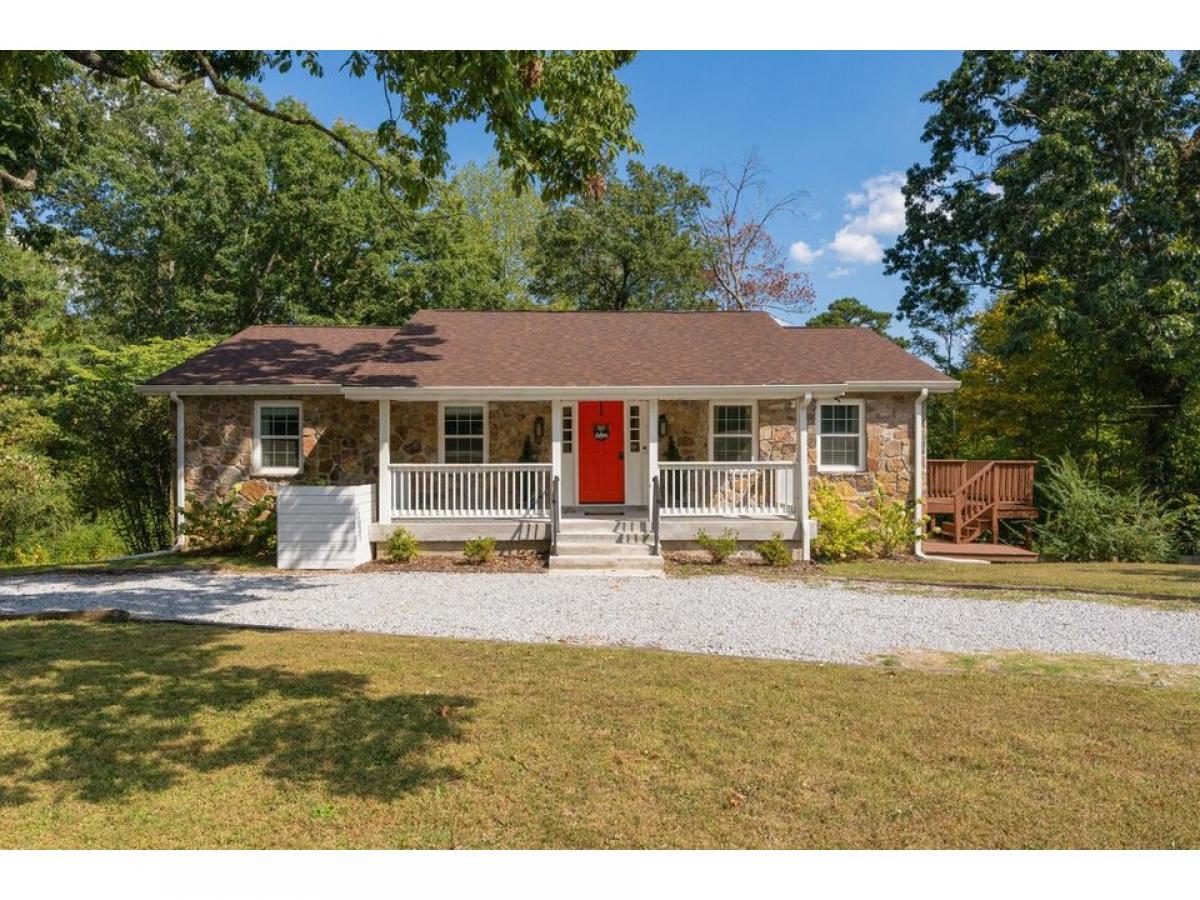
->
818, 401, 863, 471
562, 405, 573, 454
253, 401, 302, 475
711, 403, 754, 462
629, 404, 641, 453
442, 404, 485, 464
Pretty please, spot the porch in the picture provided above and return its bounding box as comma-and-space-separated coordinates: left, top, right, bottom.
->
925, 459, 1038, 547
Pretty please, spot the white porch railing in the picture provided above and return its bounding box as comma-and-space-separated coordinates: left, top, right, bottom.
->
390, 463, 552, 518
659, 461, 795, 516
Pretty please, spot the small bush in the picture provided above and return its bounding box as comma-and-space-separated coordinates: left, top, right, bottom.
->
865, 484, 920, 558
386, 527, 420, 563
184, 493, 277, 557
695, 527, 739, 564
0, 451, 71, 563
810, 480, 874, 561
41, 519, 128, 564
1035, 455, 1178, 562
463, 536, 497, 564
755, 532, 793, 567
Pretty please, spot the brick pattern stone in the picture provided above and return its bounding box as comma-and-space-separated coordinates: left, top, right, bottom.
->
488, 401, 551, 463
183, 395, 377, 505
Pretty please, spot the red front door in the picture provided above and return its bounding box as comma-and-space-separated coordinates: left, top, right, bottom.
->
577, 401, 625, 504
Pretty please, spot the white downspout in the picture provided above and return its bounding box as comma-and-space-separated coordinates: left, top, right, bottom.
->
797, 392, 813, 561
171, 392, 186, 550
913, 388, 986, 564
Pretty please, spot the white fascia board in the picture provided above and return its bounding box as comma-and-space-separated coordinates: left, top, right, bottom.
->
135, 383, 344, 397
845, 380, 960, 393
340, 384, 851, 402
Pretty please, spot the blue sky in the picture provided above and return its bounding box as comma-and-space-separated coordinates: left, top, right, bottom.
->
261, 51, 962, 332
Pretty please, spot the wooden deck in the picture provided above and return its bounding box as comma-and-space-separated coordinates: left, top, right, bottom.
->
922, 539, 1039, 563
926, 459, 1038, 545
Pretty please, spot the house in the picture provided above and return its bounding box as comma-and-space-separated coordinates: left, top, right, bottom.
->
139, 310, 959, 571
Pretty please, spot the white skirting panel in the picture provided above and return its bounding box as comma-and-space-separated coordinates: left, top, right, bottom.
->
276, 484, 374, 569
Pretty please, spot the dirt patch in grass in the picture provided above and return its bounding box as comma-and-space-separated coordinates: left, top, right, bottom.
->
359, 550, 546, 574
4, 619, 1198, 849
664, 553, 821, 579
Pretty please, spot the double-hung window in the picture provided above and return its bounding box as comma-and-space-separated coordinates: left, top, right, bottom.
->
818, 401, 864, 471
253, 401, 303, 475
442, 405, 485, 464
711, 403, 754, 462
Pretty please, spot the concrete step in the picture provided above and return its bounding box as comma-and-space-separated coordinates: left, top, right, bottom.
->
554, 529, 654, 545
553, 541, 656, 556
548, 554, 665, 574
559, 518, 650, 534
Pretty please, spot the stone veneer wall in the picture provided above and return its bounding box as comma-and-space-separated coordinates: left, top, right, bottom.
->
805, 393, 914, 508
183, 395, 378, 505
488, 401, 551, 462
757, 398, 798, 461
389, 401, 438, 463
657, 399, 708, 461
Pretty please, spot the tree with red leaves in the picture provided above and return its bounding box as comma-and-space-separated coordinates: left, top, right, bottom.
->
701, 151, 815, 312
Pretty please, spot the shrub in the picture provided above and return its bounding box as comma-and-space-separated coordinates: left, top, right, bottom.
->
755, 532, 793, 567
184, 493, 277, 557
1035, 455, 1178, 562
41, 518, 127, 564
463, 536, 497, 564
0, 451, 71, 563
695, 527, 739, 564
865, 484, 919, 558
810, 480, 874, 561
386, 527, 420, 563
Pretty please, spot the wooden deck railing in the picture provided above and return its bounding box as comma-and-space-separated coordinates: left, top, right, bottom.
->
925, 460, 1036, 543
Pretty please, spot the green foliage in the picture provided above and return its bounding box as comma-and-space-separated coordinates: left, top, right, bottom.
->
866, 484, 919, 558
754, 532, 793, 568
695, 528, 739, 564
1034, 456, 1179, 563
183, 494, 277, 558
889, 51, 1200, 495
806, 297, 910, 348
463, 536, 497, 565
59, 337, 211, 554
0, 451, 71, 562
386, 528, 420, 564
2, 50, 639, 212
531, 161, 712, 310
32, 518, 127, 566
810, 481, 875, 562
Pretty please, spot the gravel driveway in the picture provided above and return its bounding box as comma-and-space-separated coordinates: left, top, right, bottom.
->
2, 570, 1199, 665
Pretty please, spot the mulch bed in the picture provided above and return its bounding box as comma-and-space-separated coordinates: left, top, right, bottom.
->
357, 550, 548, 574
662, 552, 825, 576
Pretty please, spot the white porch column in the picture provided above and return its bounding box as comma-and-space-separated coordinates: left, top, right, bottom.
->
377, 399, 391, 524
646, 397, 660, 508
551, 399, 563, 488
795, 393, 813, 561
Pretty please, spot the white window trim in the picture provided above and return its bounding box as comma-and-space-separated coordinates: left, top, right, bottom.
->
816, 398, 866, 473
438, 401, 488, 464
252, 400, 304, 477
708, 400, 758, 463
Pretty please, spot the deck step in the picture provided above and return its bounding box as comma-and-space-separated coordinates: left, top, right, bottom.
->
553, 541, 656, 556
555, 530, 654, 545
558, 517, 650, 534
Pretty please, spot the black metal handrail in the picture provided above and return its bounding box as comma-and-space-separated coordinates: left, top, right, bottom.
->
650, 474, 662, 557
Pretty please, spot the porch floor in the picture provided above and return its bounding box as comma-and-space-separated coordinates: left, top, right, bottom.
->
923, 539, 1039, 563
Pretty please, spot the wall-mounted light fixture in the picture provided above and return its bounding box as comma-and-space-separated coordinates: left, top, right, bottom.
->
658, 414, 668, 438
533, 416, 545, 440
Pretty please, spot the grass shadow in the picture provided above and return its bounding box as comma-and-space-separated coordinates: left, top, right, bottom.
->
0, 621, 472, 805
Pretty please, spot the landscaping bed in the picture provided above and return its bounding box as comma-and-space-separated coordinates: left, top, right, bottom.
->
358, 550, 547, 574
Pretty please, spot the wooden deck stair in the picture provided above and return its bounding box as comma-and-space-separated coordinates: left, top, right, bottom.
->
925, 460, 1038, 549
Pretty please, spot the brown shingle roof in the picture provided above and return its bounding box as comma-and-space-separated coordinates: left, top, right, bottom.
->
143, 310, 955, 389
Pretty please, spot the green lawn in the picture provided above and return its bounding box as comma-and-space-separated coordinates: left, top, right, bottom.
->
1, 620, 1198, 848
0, 551, 275, 578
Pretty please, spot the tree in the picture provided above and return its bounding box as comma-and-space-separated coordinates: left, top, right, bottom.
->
886, 51, 1200, 493
700, 151, 814, 312
36, 84, 509, 338
530, 162, 712, 310
806, 297, 910, 347
0, 51, 639, 211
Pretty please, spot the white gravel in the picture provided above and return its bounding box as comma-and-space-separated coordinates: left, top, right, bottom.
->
2, 570, 1199, 665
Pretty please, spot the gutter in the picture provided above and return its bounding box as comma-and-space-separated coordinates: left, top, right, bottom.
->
911, 387, 987, 565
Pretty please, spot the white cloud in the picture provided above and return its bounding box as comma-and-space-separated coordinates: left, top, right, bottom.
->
827, 266, 852, 279
788, 240, 822, 265
787, 171, 907, 272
